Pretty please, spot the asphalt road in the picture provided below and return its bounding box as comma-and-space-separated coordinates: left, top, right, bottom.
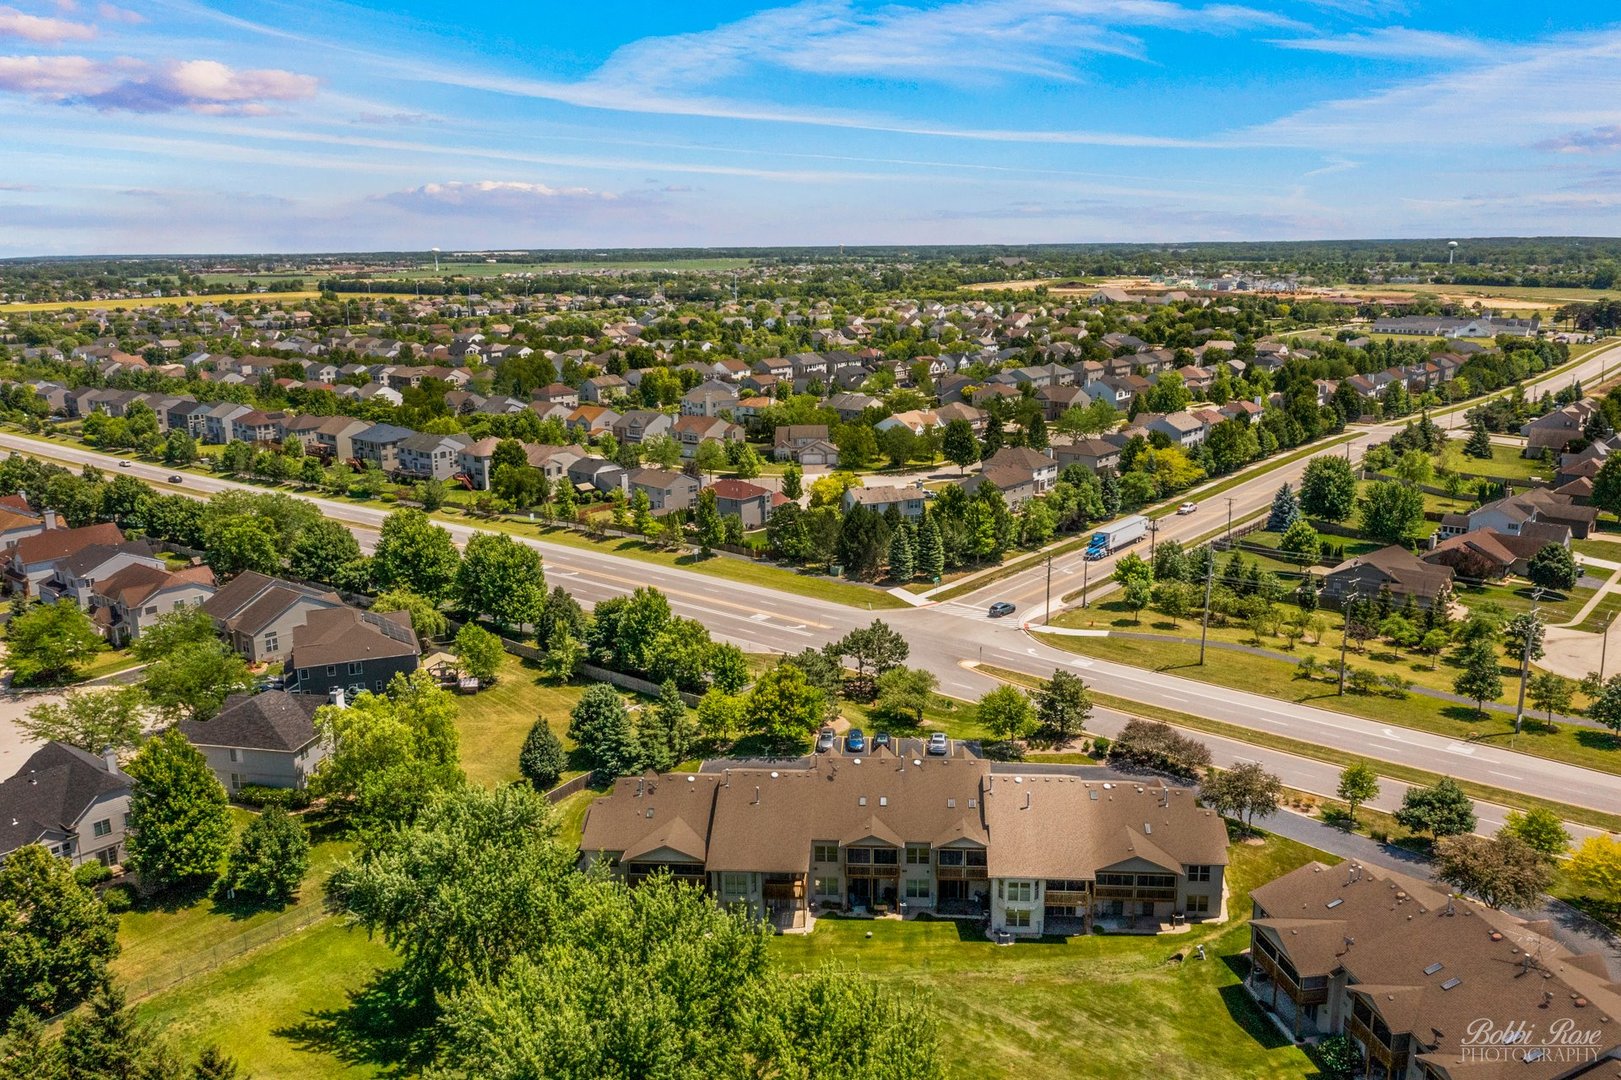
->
4, 340, 1619, 818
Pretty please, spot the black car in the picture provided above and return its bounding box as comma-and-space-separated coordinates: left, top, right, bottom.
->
873, 731, 892, 751
988, 601, 1016, 618
168, 475, 184, 483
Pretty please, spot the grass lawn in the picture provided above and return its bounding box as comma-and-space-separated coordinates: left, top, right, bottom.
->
1033, 631, 1621, 776
770, 835, 1323, 1079
454, 652, 591, 788
74, 645, 141, 682
1436, 439, 1551, 483
1572, 536, 1621, 563
1574, 589, 1621, 633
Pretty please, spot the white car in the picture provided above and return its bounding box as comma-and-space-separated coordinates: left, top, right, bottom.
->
1177, 502, 1197, 515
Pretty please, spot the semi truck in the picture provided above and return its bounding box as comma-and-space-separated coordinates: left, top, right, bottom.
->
1084, 514, 1148, 559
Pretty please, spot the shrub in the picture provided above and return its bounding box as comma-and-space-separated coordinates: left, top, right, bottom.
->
1089, 735, 1111, 756
233, 784, 313, 810
1347, 667, 1380, 695
101, 884, 135, 913
73, 862, 112, 887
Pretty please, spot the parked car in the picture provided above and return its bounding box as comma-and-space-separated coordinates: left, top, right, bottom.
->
846, 728, 866, 753
988, 601, 1016, 618
1177, 502, 1197, 515
927, 732, 949, 756
815, 727, 836, 754
873, 731, 892, 751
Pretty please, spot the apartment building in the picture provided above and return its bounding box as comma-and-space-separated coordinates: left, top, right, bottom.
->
580, 757, 1227, 936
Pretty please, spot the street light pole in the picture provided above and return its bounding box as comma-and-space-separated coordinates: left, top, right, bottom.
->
1513, 590, 1544, 737
1148, 518, 1159, 561
1225, 496, 1235, 542
1044, 555, 1052, 626
1603, 610, 1617, 680
1338, 579, 1359, 695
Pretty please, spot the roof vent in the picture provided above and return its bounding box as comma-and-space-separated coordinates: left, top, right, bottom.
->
686, 776, 695, 783
769, 771, 779, 779
1014, 776, 1023, 784
1440, 977, 1462, 991
1089, 790, 1099, 801
968, 799, 977, 809
879, 797, 888, 807
859, 796, 867, 806
1423, 962, 1443, 975
644, 808, 653, 819
913, 759, 922, 766
1326, 898, 1344, 909
1144, 822, 1152, 834
947, 798, 956, 808
853, 757, 862, 766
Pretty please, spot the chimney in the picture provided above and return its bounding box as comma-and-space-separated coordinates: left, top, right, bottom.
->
327, 687, 346, 709
43, 508, 57, 530
1023, 791, 1032, 810
101, 748, 120, 776
752, 786, 761, 805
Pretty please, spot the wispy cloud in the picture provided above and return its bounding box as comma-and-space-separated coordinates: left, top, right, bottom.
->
376, 179, 618, 213
0, 55, 317, 114
1270, 26, 1491, 60
1302, 156, 1362, 177
1536, 126, 1621, 154
0, 4, 95, 42
96, 2, 144, 24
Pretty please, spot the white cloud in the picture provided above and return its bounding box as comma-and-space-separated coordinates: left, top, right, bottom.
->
0, 5, 94, 42
1270, 26, 1491, 60
1537, 126, 1621, 154
97, 3, 144, 24
375, 179, 620, 214
0, 54, 318, 114
1302, 156, 1361, 177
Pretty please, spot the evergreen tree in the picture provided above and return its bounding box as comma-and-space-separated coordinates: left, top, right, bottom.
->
518, 719, 567, 790
191, 1046, 241, 1080
567, 684, 642, 783
637, 680, 696, 773
780, 463, 803, 501
1266, 483, 1301, 531
916, 514, 944, 581
1464, 420, 1493, 459
887, 525, 915, 582
1295, 574, 1319, 612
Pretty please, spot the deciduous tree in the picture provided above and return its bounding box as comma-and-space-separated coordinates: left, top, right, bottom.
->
125, 729, 232, 890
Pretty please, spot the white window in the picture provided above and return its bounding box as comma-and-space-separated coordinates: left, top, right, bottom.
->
905, 878, 930, 899
264, 632, 279, 654
92, 819, 112, 838
1005, 880, 1034, 904
720, 872, 749, 896
348, 662, 364, 675
325, 665, 337, 676
1005, 908, 1032, 928
228, 748, 240, 762
230, 773, 246, 790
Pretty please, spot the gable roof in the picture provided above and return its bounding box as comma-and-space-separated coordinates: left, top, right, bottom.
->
288, 605, 418, 668
178, 691, 322, 754
10, 522, 123, 568
0, 742, 127, 855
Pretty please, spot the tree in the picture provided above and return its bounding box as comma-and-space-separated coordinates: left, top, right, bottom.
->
288, 517, 362, 584
693, 439, 729, 483
205, 514, 282, 578
1433, 833, 1551, 909
518, 719, 566, 791
941, 418, 979, 473
836, 504, 890, 580
1451, 640, 1503, 716
1527, 543, 1579, 593
1266, 483, 1300, 531
1393, 777, 1477, 838
1529, 671, 1573, 726
1464, 419, 1493, 459
1393, 449, 1434, 487
223, 805, 309, 906
372, 508, 461, 601
916, 513, 944, 581
1107, 719, 1212, 778
835, 620, 909, 682
1277, 518, 1321, 563
454, 622, 504, 684
18, 685, 145, 753
693, 487, 724, 555
1500, 807, 1571, 859
637, 680, 695, 772
977, 685, 1035, 744
1567, 834, 1621, 906
1357, 480, 1426, 544
874, 665, 937, 726
567, 684, 642, 782
743, 663, 826, 746
887, 525, 915, 582
708, 642, 749, 695
1033, 669, 1091, 748
125, 729, 231, 890
1299, 455, 1357, 522
162, 428, 198, 466
0, 844, 118, 1023
140, 638, 252, 723
57, 984, 176, 1080
312, 672, 462, 830
5, 600, 100, 686
541, 621, 583, 684
130, 606, 217, 662
192, 1046, 242, 1080
1335, 764, 1380, 827
1152, 580, 1194, 626
1201, 762, 1282, 831
372, 587, 449, 642
780, 463, 803, 500
1587, 672, 1621, 733
1114, 552, 1154, 624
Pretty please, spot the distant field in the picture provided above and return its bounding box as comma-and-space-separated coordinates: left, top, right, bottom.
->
1335, 282, 1621, 312
363, 259, 753, 279
0, 290, 425, 313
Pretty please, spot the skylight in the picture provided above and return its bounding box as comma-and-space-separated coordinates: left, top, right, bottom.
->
1440, 977, 1462, 991
1423, 962, 1444, 976
1326, 898, 1344, 909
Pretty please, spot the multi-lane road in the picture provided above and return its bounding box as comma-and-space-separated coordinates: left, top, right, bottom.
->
4, 339, 1619, 819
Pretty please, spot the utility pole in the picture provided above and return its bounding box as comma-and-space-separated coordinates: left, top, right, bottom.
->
1513, 590, 1544, 737
1148, 518, 1159, 561
1603, 610, 1617, 680
1198, 557, 1214, 665
1081, 557, 1090, 609
1044, 555, 1052, 626
1225, 496, 1235, 542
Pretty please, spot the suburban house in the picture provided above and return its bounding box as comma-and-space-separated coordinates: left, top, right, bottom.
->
350, 423, 415, 473
1522, 401, 1595, 456
87, 563, 216, 645
1439, 488, 1599, 541
179, 691, 329, 793
580, 758, 1227, 936
0, 742, 131, 868
626, 468, 699, 512
201, 570, 345, 663
672, 415, 743, 459
580, 374, 628, 403
567, 456, 626, 496
1055, 437, 1123, 475
565, 405, 619, 438
1140, 411, 1209, 448
3, 522, 125, 598
1319, 546, 1455, 610
843, 485, 926, 520
1247, 860, 1621, 1072
285, 606, 420, 697
397, 432, 472, 481
1423, 522, 1571, 581
773, 425, 839, 466
709, 479, 776, 528
680, 381, 739, 417
39, 540, 169, 608
612, 410, 675, 446
0, 501, 50, 551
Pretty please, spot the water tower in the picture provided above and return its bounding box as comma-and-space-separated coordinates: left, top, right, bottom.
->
1447, 240, 1458, 265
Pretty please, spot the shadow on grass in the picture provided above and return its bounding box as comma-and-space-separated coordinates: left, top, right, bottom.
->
1577, 729, 1621, 751
275, 966, 436, 1077
1215, 953, 1295, 1051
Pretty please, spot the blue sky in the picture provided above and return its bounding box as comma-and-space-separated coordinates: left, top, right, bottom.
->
1, 0, 1619, 255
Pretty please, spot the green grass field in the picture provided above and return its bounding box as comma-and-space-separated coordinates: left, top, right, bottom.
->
453, 653, 591, 788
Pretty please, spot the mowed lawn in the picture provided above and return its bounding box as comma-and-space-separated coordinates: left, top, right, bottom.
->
453, 652, 590, 787
770, 835, 1322, 1079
